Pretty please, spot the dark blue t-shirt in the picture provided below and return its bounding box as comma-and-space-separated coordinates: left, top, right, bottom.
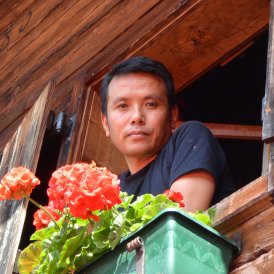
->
119, 121, 235, 205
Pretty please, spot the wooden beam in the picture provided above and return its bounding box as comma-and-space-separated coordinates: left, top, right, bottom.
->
0, 0, 34, 31
263, 0, 274, 143
0, 0, 65, 57
141, 0, 269, 92
230, 248, 274, 274
227, 208, 274, 273
175, 121, 262, 140
213, 175, 273, 234
262, 0, 274, 191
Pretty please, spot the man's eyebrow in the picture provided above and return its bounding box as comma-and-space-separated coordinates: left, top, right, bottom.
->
110, 94, 166, 104
143, 94, 166, 101
111, 96, 128, 104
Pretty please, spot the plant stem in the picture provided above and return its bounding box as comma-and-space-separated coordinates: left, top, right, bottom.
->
88, 217, 94, 228
28, 197, 60, 228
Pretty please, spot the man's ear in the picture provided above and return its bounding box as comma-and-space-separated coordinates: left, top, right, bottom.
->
170, 105, 179, 130
101, 113, 110, 137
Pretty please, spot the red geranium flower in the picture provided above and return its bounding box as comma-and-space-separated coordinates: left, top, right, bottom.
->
33, 206, 61, 230
47, 162, 122, 220
164, 190, 185, 207
0, 166, 40, 200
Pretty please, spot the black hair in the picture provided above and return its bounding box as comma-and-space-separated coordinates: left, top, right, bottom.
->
100, 56, 176, 115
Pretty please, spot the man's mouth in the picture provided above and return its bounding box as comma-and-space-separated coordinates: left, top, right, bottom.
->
127, 130, 148, 137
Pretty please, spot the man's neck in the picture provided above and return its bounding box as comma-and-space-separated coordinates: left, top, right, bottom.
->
125, 155, 157, 175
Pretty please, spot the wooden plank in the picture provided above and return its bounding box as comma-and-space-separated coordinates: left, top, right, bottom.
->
262, 0, 274, 191
0, 0, 33, 31
141, 0, 269, 92
66, 86, 94, 165
0, 0, 69, 58
230, 249, 274, 274
174, 121, 262, 140
0, 81, 54, 274
269, 143, 274, 189
84, 0, 198, 87
204, 123, 262, 140
0, 0, 106, 71
57, 76, 94, 165
262, 0, 274, 143
225, 207, 274, 272
213, 175, 273, 233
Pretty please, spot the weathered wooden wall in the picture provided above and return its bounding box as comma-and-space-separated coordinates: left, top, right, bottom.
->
213, 176, 274, 273
0, 0, 270, 158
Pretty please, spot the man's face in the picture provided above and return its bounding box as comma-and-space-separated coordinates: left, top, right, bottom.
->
101, 72, 177, 161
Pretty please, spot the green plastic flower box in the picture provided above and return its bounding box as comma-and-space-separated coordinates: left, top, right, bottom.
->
78, 208, 239, 274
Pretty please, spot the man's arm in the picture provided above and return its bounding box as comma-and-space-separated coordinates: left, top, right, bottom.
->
170, 170, 215, 212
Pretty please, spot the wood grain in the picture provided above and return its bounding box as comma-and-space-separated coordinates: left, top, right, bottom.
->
0, 0, 268, 153
175, 121, 262, 140
213, 175, 273, 233
262, 0, 274, 143
226, 207, 274, 271
0, 81, 54, 274
230, 248, 274, 274
141, 0, 269, 91
81, 90, 127, 174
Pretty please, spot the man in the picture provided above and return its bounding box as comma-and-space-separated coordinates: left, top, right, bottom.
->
100, 56, 235, 212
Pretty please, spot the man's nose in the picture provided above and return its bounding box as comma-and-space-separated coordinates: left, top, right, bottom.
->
130, 106, 145, 124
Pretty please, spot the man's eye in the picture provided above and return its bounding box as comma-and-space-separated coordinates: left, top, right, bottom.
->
117, 103, 127, 109
146, 102, 157, 108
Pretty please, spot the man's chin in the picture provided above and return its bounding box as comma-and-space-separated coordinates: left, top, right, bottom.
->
123, 147, 157, 159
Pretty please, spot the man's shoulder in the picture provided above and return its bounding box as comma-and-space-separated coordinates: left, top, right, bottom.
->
176, 120, 207, 131
172, 120, 210, 139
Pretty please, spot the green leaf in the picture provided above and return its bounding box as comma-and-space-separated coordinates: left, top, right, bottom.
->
108, 230, 121, 249
57, 226, 86, 268
131, 194, 154, 208
18, 242, 43, 274
74, 236, 96, 270
142, 203, 170, 220
129, 223, 143, 232
119, 192, 134, 207
188, 211, 214, 227
30, 225, 57, 242
207, 207, 216, 221
112, 211, 126, 228
42, 250, 60, 274
194, 213, 211, 226
92, 226, 111, 249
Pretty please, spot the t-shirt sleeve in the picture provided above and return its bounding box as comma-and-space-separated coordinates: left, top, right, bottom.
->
168, 121, 226, 187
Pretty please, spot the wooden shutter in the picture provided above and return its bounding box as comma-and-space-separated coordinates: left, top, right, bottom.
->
0, 81, 54, 274
55, 77, 94, 166
262, 0, 274, 189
